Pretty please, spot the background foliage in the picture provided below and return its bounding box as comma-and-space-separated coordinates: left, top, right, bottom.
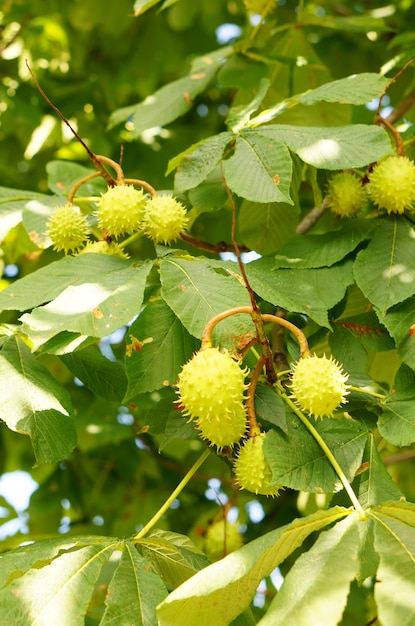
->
1, 0, 415, 624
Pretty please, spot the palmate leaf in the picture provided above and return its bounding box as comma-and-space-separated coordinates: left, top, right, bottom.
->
136, 529, 210, 588
257, 514, 360, 626
0, 535, 169, 626
123, 298, 199, 400
354, 217, 415, 315
264, 413, 367, 493
0, 335, 75, 464
157, 507, 350, 626
371, 501, 415, 626
100, 541, 168, 626
159, 256, 255, 347
0, 536, 116, 625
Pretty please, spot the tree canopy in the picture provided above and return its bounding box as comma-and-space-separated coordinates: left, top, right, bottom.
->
1, 1, 415, 624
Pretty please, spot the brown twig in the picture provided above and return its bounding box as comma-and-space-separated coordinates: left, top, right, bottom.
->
246, 356, 265, 432
296, 197, 329, 235
26, 61, 117, 187
179, 231, 250, 254
383, 449, 415, 466
375, 57, 415, 155
221, 163, 277, 383
386, 86, 415, 125
271, 308, 290, 372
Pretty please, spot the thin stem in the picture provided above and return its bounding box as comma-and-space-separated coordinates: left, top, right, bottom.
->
246, 356, 265, 432
95, 155, 125, 183
123, 177, 157, 197
349, 385, 385, 400
118, 230, 145, 249
68, 172, 102, 203
133, 447, 211, 540
280, 389, 365, 516
201, 307, 309, 357
262, 314, 309, 356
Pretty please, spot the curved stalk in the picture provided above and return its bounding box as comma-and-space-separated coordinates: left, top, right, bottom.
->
279, 388, 366, 517
133, 447, 211, 540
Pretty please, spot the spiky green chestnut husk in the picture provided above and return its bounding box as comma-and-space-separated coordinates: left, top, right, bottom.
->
326, 172, 367, 217
46, 204, 89, 254
142, 195, 188, 244
367, 155, 415, 214
95, 184, 146, 236
234, 433, 281, 496
204, 520, 243, 561
78, 240, 129, 258
291, 354, 349, 419
176, 347, 247, 449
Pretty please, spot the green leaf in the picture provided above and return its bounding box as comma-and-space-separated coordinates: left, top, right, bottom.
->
257, 514, 360, 626
172, 132, 232, 191
123, 298, 199, 400
354, 218, 415, 315
254, 383, 287, 432
0, 186, 49, 243
157, 507, 350, 626
0, 536, 116, 624
226, 77, 270, 133
238, 200, 299, 256
249, 73, 389, 126
264, 413, 367, 493
101, 541, 168, 626
18, 256, 152, 349
222, 133, 293, 203
137, 530, 210, 588
378, 398, 415, 447
159, 256, 255, 346
297, 73, 389, 107
371, 502, 415, 626
108, 53, 226, 134
46, 160, 106, 196
60, 345, 128, 402
352, 435, 403, 508
247, 125, 393, 170
380, 297, 415, 371
0, 336, 75, 464
274, 219, 375, 269
133, 0, 165, 15
245, 257, 354, 328
0, 254, 149, 312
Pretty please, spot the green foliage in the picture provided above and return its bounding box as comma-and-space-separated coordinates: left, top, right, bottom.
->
1, 1, 415, 624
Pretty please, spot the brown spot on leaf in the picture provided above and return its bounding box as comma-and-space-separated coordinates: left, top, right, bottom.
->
273, 174, 280, 185
183, 92, 193, 105
410, 324, 415, 337
178, 284, 187, 292
125, 334, 153, 356
29, 231, 43, 246
93, 307, 103, 319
